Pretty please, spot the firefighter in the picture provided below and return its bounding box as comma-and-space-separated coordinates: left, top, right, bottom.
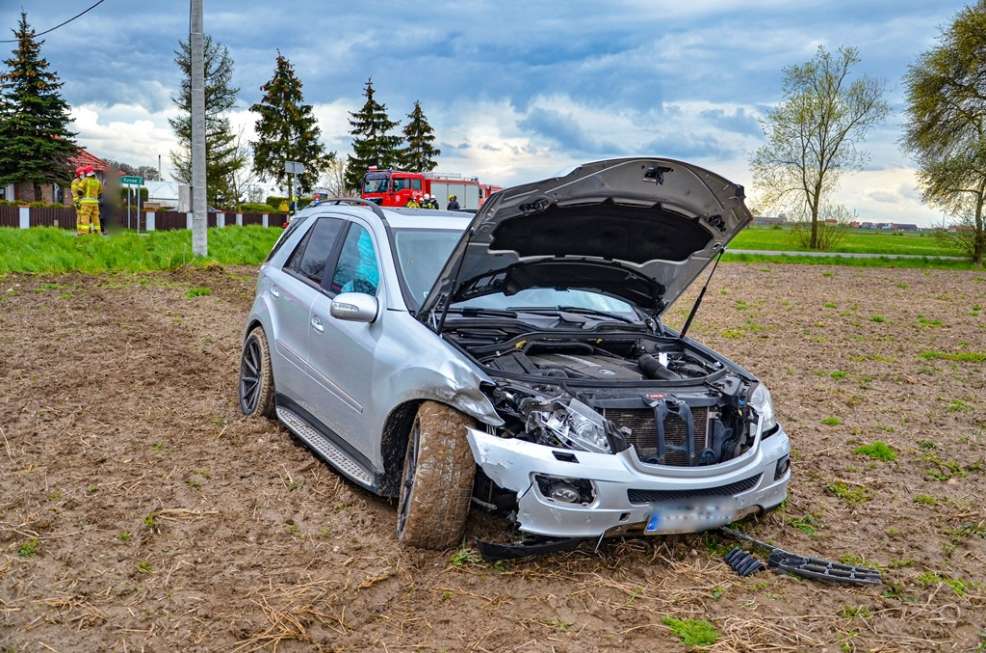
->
405, 196, 420, 209
447, 194, 460, 211
79, 166, 102, 235
422, 193, 438, 209
71, 166, 85, 234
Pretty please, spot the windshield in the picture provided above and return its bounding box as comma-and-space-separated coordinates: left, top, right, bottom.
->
363, 174, 389, 193
392, 227, 638, 319
393, 228, 462, 304
456, 289, 637, 318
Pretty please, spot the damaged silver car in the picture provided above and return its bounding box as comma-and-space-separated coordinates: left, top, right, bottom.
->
239, 157, 791, 550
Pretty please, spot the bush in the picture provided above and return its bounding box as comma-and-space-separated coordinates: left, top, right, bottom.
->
237, 202, 277, 213
266, 196, 310, 211
119, 187, 149, 202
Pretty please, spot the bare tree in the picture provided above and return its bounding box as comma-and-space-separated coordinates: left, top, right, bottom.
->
903, 2, 986, 264
224, 130, 256, 211
752, 46, 888, 249
320, 158, 353, 197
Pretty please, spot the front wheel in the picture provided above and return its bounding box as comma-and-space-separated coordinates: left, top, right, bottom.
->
396, 401, 477, 549
239, 327, 275, 418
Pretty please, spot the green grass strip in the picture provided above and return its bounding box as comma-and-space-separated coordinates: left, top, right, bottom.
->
0, 226, 282, 274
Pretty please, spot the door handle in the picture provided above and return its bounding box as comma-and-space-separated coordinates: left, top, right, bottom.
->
270, 285, 281, 298
311, 317, 325, 333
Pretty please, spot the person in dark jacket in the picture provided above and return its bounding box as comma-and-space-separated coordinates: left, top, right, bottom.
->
447, 194, 460, 211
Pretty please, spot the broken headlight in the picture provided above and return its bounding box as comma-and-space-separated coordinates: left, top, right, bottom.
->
749, 384, 777, 432
526, 397, 613, 454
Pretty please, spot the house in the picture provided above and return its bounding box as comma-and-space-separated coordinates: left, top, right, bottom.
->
0, 148, 113, 205
753, 215, 787, 226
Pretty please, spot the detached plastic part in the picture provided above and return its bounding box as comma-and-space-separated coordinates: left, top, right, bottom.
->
768, 550, 882, 585
724, 547, 765, 576
719, 526, 882, 586
476, 537, 586, 561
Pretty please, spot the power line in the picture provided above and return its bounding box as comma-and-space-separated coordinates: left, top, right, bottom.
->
0, 0, 107, 43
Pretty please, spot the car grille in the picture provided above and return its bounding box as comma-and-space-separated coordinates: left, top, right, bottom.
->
605, 407, 709, 466
627, 474, 762, 504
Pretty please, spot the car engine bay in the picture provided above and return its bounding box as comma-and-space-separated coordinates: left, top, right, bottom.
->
446, 328, 762, 470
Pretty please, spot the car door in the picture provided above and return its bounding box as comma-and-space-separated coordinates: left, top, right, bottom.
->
307, 220, 384, 452
268, 216, 346, 409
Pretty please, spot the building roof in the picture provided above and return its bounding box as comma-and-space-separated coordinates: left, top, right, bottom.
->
68, 148, 110, 172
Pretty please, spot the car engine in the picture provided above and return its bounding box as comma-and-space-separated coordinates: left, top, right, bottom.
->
450, 331, 760, 469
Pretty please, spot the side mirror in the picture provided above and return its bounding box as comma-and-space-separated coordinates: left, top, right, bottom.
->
330, 292, 378, 323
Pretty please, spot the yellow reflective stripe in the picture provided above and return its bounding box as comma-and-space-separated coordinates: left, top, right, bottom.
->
80, 198, 99, 203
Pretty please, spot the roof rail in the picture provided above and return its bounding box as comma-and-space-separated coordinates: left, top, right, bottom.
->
323, 197, 387, 221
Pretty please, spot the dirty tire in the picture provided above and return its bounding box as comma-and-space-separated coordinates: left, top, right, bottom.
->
239, 326, 275, 418
397, 401, 477, 549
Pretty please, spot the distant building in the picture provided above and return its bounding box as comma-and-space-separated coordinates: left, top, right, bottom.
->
753, 215, 786, 226
0, 147, 113, 205
891, 223, 918, 231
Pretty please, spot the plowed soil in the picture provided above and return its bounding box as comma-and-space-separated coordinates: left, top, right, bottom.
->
1, 264, 984, 652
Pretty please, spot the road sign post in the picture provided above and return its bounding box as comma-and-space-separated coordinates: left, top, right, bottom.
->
122, 176, 144, 230
284, 161, 304, 214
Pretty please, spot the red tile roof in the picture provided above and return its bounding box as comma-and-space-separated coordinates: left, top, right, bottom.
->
68, 148, 109, 172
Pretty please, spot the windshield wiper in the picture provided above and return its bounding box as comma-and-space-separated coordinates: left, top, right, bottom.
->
519, 306, 638, 324
445, 307, 519, 318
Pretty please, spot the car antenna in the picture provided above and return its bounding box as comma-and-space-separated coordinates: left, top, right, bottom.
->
679, 247, 725, 340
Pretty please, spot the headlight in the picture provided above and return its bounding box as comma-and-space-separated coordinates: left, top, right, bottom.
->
749, 384, 777, 432
531, 398, 612, 453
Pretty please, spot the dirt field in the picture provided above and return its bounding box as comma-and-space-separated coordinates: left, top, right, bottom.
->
1, 264, 984, 652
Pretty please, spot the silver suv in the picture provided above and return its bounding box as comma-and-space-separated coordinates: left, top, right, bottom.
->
239, 158, 791, 550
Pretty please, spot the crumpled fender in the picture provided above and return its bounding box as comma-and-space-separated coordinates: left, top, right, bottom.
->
381, 355, 504, 427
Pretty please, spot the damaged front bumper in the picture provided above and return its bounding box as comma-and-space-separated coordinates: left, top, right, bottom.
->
466, 427, 790, 539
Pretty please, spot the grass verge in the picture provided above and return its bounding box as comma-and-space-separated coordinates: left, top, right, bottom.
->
730, 226, 963, 257
0, 226, 282, 274
722, 251, 980, 270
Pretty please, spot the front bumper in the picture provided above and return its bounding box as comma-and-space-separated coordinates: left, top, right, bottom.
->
466, 426, 790, 539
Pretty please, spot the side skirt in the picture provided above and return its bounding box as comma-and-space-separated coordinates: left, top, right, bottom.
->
274, 394, 382, 494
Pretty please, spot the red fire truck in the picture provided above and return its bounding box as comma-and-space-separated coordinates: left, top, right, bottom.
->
361, 167, 501, 211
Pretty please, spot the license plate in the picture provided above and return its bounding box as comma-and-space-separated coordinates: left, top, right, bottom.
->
644, 512, 661, 534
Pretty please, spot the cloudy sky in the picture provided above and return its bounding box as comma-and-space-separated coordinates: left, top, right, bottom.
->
0, 0, 973, 224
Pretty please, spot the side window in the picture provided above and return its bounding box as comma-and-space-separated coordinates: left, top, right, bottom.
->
329, 224, 380, 296
285, 217, 345, 284
411, 178, 422, 191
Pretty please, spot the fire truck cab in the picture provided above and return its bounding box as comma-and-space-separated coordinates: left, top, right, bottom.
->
361, 168, 499, 211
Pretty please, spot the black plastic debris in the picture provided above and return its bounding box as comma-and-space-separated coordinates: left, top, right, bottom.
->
477, 537, 585, 561
768, 550, 882, 585
719, 526, 881, 586
724, 547, 766, 576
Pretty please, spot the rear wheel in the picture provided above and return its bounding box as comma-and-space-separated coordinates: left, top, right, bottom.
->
239, 327, 275, 418
396, 401, 477, 549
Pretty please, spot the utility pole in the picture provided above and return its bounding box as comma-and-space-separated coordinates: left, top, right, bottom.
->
189, 0, 208, 256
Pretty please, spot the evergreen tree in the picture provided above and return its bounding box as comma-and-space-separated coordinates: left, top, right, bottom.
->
250, 52, 334, 198
0, 13, 77, 199
345, 78, 402, 191
169, 35, 245, 208
398, 100, 440, 172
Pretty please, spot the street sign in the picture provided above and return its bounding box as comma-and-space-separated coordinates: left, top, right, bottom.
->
284, 161, 304, 174
121, 175, 144, 186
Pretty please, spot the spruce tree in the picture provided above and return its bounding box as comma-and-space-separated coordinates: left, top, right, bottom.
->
345, 79, 402, 191
250, 52, 334, 198
398, 101, 440, 172
169, 35, 245, 208
0, 13, 77, 199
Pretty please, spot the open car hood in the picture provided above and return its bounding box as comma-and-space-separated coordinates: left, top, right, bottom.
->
417, 157, 752, 328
